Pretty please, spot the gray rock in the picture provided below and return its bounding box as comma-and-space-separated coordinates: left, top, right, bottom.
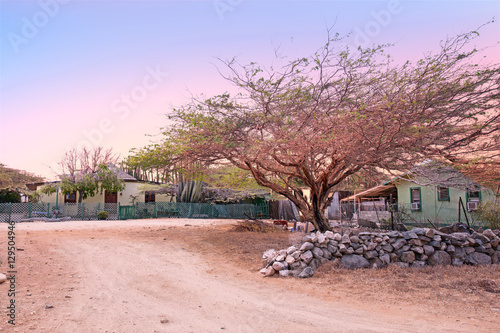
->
275, 253, 287, 262
467, 252, 492, 265
291, 251, 301, 260
401, 245, 411, 252
369, 258, 384, 269
279, 270, 291, 277
317, 233, 327, 244
446, 244, 456, 253
388, 231, 401, 238
411, 246, 424, 255
285, 255, 296, 265
425, 229, 435, 238
464, 246, 475, 254
452, 258, 464, 267
312, 247, 324, 259
272, 261, 288, 271
402, 231, 418, 240
324, 231, 335, 239
341, 234, 351, 244
333, 233, 342, 242
475, 245, 486, 253
322, 249, 332, 260
341, 254, 370, 269
409, 239, 423, 246
400, 251, 416, 264
366, 242, 377, 251
300, 250, 314, 264
389, 253, 398, 262
327, 244, 338, 254
286, 246, 298, 254
380, 253, 391, 265
350, 235, 360, 243
309, 258, 322, 271
412, 228, 426, 235
428, 250, 451, 266
411, 261, 426, 268
261, 266, 276, 277
298, 267, 314, 278
492, 251, 500, 264
262, 249, 276, 264
392, 239, 407, 250
290, 261, 307, 271
364, 250, 379, 260
382, 244, 394, 252
491, 239, 499, 248
354, 247, 364, 255
483, 229, 496, 240
423, 245, 435, 256
345, 247, 354, 255
389, 262, 409, 268
453, 247, 466, 260
338, 244, 347, 254
418, 235, 432, 243
300, 242, 315, 251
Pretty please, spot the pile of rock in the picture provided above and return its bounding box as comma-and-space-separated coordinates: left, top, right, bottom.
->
260, 227, 500, 278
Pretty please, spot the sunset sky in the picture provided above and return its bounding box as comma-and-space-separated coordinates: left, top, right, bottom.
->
1, 0, 499, 180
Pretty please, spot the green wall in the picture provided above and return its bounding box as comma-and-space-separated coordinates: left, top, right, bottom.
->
395, 180, 496, 225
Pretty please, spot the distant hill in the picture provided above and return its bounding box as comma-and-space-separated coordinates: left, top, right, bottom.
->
0, 163, 44, 189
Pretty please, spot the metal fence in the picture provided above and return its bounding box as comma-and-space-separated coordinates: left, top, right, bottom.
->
339, 201, 489, 229
0, 201, 269, 223
120, 202, 269, 220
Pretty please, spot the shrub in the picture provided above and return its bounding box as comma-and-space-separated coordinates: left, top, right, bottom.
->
474, 201, 500, 230
97, 211, 109, 220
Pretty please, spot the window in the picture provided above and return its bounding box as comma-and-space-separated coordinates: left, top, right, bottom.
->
437, 186, 449, 201
410, 187, 421, 211
466, 189, 481, 211
145, 191, 155, 203
64, 192, 76, 203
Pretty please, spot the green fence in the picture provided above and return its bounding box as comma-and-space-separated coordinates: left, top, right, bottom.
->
119, 202, 269, 220
0, 201, 269, 223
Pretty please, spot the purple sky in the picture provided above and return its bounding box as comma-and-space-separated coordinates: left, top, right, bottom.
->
1, 0, 499, 180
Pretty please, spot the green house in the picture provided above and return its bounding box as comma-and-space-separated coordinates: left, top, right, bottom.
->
341, 161, 498, 227
394, 179, 496, 225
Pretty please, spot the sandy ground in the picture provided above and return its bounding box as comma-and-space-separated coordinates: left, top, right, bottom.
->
0, 219, 499, 332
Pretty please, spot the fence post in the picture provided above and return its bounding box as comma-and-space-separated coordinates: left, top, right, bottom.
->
47, 203, 50, 217
29, 202, 32, 218
8, 202, 12, 223
118, 202, 121, 220
82, 203, 85, 220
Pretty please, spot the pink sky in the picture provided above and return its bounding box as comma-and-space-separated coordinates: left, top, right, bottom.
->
1, 1, 499, 180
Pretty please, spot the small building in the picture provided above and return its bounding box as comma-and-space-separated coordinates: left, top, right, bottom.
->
342, 163, 498, 227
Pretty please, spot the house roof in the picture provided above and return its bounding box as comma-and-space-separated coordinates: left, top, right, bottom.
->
341, 185, 397, 202
107, 163, 137, 181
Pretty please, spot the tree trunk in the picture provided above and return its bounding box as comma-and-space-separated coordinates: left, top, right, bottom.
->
311, 193, 330, 232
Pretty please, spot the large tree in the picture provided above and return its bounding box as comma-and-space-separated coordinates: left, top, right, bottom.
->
57, 147, 125, 203
167, 29, 500, 232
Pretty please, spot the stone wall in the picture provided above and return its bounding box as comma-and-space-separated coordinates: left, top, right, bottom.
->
260, 227, 500, 278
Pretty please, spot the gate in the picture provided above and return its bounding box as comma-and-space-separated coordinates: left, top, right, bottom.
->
119, 205, 136, 220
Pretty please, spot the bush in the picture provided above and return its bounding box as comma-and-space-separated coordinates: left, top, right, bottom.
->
97, 211, 109, 220
474, 201, 500, 230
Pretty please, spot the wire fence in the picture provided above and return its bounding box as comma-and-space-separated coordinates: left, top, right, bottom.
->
0, 201, 270, 223
339, 201, 490, 229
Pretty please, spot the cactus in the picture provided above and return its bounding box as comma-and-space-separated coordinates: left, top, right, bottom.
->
177, 180, 203, 203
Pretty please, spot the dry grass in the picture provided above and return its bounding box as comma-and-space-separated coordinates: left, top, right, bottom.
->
231, 219, 286, 233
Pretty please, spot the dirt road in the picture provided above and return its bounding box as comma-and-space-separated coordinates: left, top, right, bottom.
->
1, 219, 498, 332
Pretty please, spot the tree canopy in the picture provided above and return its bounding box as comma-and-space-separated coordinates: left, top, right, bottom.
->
167, 29, 499, 231
56, 147, 125, 203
